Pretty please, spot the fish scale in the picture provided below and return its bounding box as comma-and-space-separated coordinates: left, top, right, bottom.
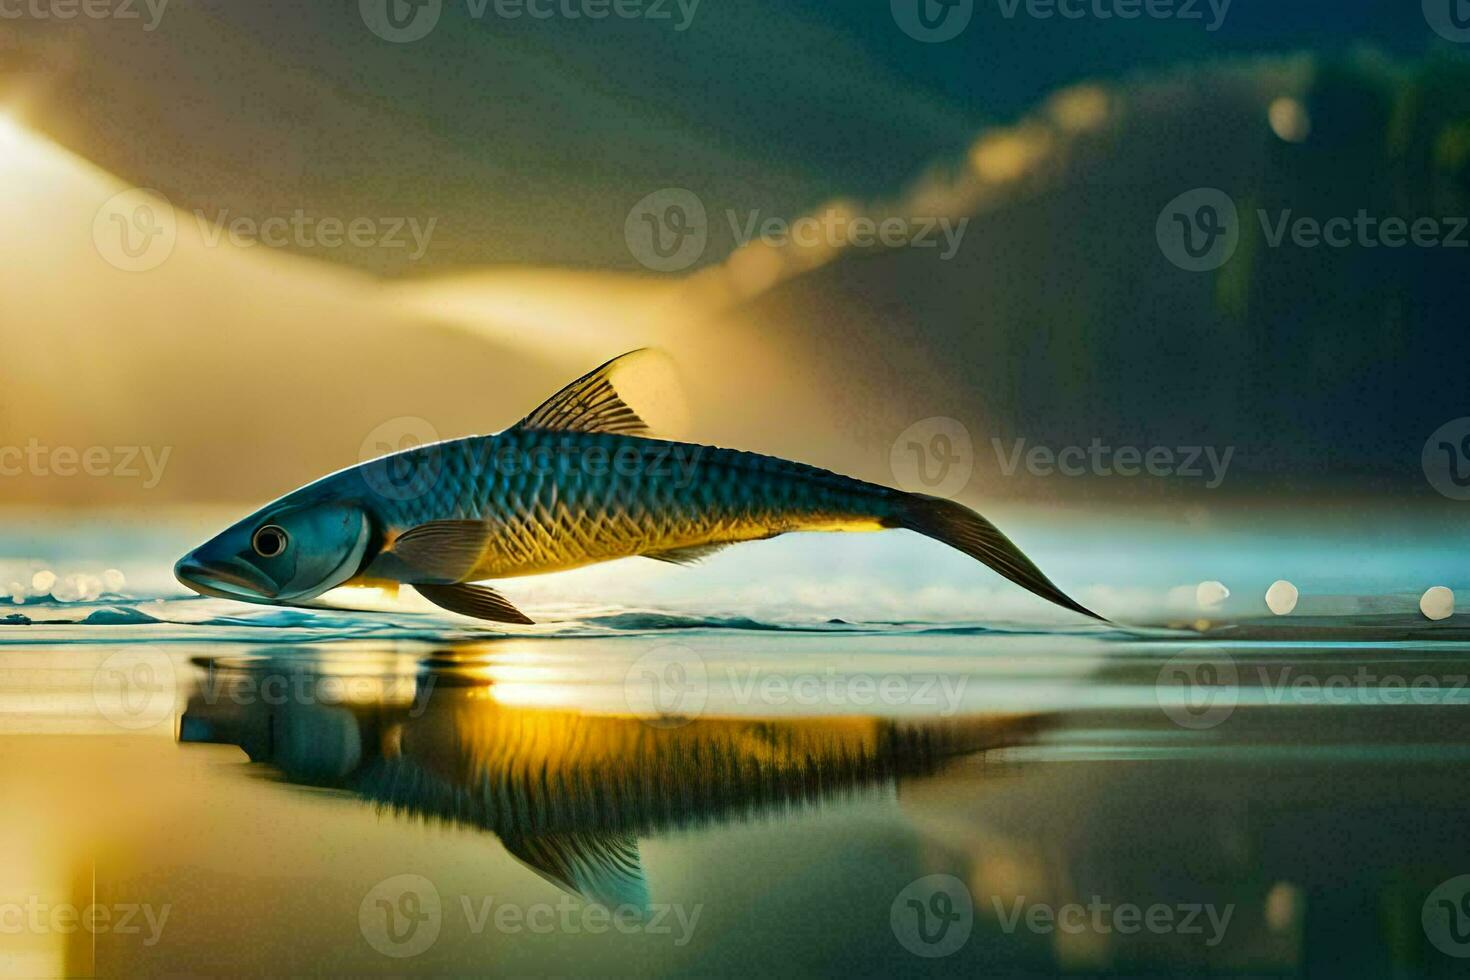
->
363, 428, 899, 580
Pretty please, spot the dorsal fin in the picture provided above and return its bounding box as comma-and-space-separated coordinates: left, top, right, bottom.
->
513, 349, 685, 438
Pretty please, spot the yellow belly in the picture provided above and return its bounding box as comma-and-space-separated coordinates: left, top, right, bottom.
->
468, 510, 887, 580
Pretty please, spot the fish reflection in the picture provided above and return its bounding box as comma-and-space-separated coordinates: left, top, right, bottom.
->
177, 654, 1042, 908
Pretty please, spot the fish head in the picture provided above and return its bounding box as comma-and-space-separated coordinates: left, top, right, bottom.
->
175, 497, 372, 605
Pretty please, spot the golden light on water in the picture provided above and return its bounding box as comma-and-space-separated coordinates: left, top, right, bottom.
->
487, 679, 596, 710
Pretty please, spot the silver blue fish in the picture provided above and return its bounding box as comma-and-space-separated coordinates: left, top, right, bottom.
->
175, 350, 1098, 623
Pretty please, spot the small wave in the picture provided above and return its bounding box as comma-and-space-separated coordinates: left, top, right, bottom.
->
0, 604, 162, 627
81, 606, 161, 625
3, 593, 136, 610
200, 609, 372, 630
0, 593, 1143, 645
570, 611, 863, 633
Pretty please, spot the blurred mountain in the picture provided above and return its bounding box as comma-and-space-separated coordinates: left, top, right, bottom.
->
700, 53, 1470, 502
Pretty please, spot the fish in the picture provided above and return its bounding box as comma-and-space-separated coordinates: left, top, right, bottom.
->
178, 655, 1045, 906
174, 349, 1100, 624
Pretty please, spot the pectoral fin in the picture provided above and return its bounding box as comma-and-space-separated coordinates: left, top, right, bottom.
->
389, 520, 491, 581
415, 583, 534, 625
501, 832, 648, 908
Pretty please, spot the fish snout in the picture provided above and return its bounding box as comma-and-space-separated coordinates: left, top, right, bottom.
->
174, 552, 278, 601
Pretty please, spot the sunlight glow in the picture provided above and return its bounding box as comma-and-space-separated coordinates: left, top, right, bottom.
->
1421, 586, 1454, 621
970, 126, 1054, 184
1265, 579, 1299, 615
1268, 97, 1311, 143
1047, 85, 1110, 133
1196, 580, 1230, 608
0, 111, 39, 169
489, 680, 601, 711
0, 112, 22, 150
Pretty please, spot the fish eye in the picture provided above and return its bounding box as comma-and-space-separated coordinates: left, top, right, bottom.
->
251, 524, 289, 558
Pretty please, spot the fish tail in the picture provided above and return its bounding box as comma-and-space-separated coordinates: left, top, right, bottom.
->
889, 493, 1104, 621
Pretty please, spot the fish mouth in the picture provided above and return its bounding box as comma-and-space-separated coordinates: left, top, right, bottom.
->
174, 556, 278, 601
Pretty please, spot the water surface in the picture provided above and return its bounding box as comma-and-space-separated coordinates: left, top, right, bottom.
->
3, 516, 1470, 977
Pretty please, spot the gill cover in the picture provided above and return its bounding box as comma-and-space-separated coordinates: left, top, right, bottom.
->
178, 501, 371, 603
249, 502, 371, 600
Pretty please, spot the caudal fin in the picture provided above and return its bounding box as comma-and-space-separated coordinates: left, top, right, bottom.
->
893, 494, 1104, 621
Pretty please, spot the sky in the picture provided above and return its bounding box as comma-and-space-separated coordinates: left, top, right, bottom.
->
0, 0, 1454, 273
0, 3, 1467, 509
